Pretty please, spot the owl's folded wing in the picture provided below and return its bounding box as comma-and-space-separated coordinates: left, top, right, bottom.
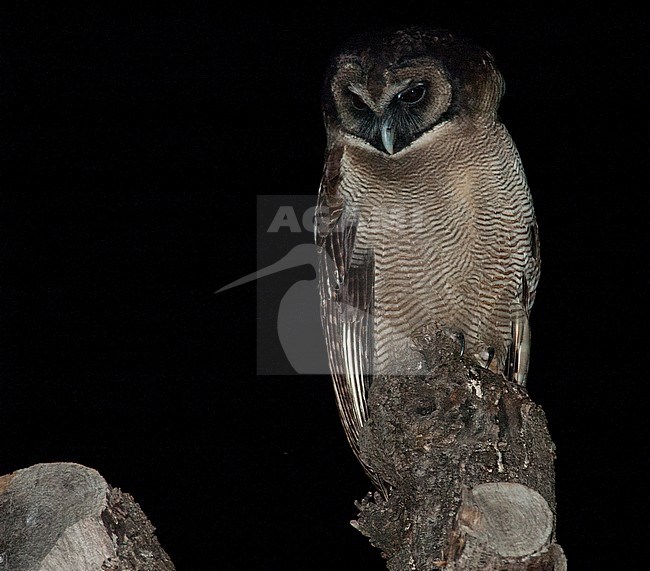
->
315, 145, 374, 464
506, 219, 541, 386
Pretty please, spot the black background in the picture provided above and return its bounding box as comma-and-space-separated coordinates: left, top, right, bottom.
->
1, 3, 645, 569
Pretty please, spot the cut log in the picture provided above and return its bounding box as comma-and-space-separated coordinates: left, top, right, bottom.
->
0, 463, 175, 571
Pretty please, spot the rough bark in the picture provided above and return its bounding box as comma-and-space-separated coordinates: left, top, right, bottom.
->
353, 333, 567, 570
0, 463, 175, 571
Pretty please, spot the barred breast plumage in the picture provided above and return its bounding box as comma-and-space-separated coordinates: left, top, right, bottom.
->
316, 28, 540, 492
339, 118, 537, 375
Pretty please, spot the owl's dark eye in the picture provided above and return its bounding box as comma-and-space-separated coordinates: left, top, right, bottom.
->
398, 83, 426, 105
350, 91, 369, 111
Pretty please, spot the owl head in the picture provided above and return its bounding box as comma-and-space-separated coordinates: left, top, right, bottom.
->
323, 28, 504, 155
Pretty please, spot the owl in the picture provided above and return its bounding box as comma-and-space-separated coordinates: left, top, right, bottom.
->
315, 28, 540, 489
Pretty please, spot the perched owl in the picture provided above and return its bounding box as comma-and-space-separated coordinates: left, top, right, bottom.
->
315, 28, 540, 488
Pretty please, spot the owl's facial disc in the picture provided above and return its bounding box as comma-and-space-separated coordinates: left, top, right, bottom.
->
344, 80, 439, 154
331, 62, 453, 155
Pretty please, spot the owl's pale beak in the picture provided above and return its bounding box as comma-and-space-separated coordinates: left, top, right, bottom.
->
380, 120, 395, 155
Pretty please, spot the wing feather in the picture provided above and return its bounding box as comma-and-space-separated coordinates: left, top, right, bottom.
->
316, 144, 387, 493
506, 220, 541, 385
